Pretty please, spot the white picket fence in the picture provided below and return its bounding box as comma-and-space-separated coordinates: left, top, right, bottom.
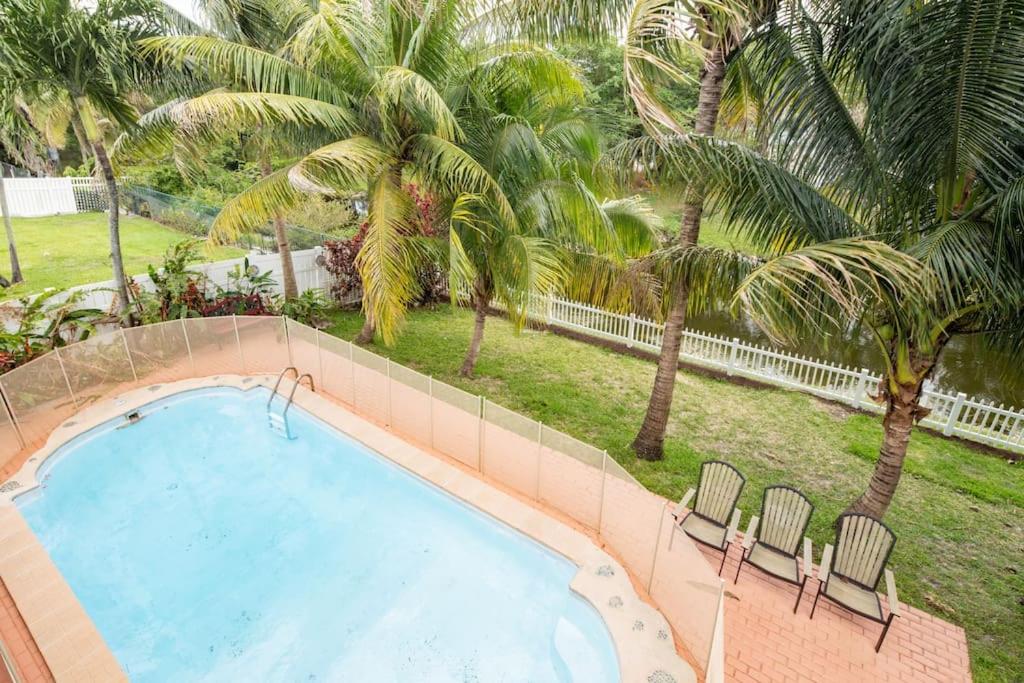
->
0, 177, 109, 217
499, 291, 1024, 454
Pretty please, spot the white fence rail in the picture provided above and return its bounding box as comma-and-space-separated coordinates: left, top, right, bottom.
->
505, 292, 1024, 454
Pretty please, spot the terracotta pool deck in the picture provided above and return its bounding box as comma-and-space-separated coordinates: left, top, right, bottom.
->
703, 542, 973, 683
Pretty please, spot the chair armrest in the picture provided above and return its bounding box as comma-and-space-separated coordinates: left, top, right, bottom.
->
803, 537, 813, 576
673, 488, 696, 520
725, 508, 742, 545
741, 515, 759, 550
884, 569, 900, 616
818, 543, 833, 580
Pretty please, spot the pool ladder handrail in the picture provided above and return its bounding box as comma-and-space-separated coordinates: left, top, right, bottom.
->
267, 367, 315, 438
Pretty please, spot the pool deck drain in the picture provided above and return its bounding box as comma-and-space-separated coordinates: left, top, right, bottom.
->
0, 376, 695, 683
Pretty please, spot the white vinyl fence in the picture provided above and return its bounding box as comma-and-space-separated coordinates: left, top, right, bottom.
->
17, 248, 336, 313
0, 177, 107, 217
498, 292, 1024, 455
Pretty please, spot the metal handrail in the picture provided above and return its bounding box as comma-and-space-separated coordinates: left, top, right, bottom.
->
281, 373, 315, 422
267, 366, 298, 411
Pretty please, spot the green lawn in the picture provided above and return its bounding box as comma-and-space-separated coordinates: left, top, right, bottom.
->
1, 212, 243, 300
325, 306, 1024, 683
647, 190, 762, 253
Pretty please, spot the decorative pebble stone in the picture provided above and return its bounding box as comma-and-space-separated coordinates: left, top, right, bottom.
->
608, 596, 623, 608
657, 629, 669, 641
647, 671, 676, 683
596, 564, 615, 577
633, 620, 645, 632
0, 480, 22, 493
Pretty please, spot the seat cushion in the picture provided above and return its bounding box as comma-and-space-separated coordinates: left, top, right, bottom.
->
680, 513, 728, 550
823, 574, 883, 621
746, 542, 800, 584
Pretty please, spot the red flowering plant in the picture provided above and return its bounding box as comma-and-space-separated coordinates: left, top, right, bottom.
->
323, 183, 446, 305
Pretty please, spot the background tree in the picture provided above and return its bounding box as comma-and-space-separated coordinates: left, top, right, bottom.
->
660, 1, 1024, 519
124, 0, 642, 351
0, 0, 165, 323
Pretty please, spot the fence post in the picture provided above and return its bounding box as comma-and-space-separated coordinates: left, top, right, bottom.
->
545, 293, 553, 325
283, 317, 293, 367
0, 381, 26, 449
647, 508, 666, 594
232, 315, 245, 373
726, 337, 740, 376
597, 450, 608, 536
120, 329, 138, 383
428, 376, 435, 449
854, 367, 872, 408
478, 396, 485, 473
944, 392, 967, 436
314, 329, 323, 389
626, 314, 636, 348
535, 420, 543, 500
349, 340, 356, 406
385, 358, 392, 428
52, 347, 79, 409
180, 318, 195, 376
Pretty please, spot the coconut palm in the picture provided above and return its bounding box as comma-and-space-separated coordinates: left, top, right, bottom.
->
0, 0, 166, 323
648, 1, 1024, 519
133, 0, 309, 299
448, 93, 661, 374
123, 0, 651, 351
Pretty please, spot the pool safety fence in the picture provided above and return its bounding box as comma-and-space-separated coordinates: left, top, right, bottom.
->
0, 316, 726, 681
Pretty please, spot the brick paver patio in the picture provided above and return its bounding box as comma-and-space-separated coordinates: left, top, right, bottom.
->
702, 541, 973, 683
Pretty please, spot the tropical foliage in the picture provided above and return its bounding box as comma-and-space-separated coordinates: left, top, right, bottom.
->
121, 0, 660, 367
641, 1, 1024, 519
0, 0, 166, 322
0, 290, 105, 371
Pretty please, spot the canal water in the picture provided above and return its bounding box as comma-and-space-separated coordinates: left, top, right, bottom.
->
689, 309, 1023, 409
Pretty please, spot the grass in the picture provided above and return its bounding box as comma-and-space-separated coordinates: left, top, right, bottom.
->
647, 191, 762, 254
325, 306, 1024, 683
1, 212, 243, 301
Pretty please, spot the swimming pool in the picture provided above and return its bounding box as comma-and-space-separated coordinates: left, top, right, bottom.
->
16, 388, 619, 682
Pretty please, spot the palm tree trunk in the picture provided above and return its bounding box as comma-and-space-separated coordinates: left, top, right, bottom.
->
73, 97, 132, 325
0, 175, 24, 284
460, 289, 488, 378
258, 154, 298, 299
355, 317, 375, 345
632, 40, 728, 461
847, 344, 940, 519
70, 116, 91, 168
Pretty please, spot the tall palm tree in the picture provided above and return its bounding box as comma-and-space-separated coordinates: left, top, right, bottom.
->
654, 1, 1024, 519
138, 0, 307, 298
123, 0, 645, 350
0, 0, 165, 323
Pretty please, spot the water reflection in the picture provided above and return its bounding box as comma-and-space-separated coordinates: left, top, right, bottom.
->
688, 309, 1024, 408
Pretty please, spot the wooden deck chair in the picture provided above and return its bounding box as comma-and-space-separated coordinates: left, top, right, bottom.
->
734, 486, 815, 612
810, 513, 901, 651
672, 460, 745, 574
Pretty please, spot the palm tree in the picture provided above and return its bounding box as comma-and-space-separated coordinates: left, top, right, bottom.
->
0, 0, 165, 323
653, 1, 1024, 519
449, 95, 661, 375
133, 0, 307, 298
124, 0, 645, 350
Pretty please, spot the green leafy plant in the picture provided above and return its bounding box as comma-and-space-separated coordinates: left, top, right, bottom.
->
281, 289, 331, 329
0, 290, 105, 371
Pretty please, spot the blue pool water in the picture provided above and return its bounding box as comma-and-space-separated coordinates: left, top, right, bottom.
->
17, 388, 619, 682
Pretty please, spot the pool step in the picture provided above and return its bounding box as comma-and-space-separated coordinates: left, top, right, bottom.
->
267, 410, 293, 439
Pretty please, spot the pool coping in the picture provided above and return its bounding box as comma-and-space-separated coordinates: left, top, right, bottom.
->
0, 375, 696, 683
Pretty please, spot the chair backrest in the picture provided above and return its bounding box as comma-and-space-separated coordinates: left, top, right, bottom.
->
693, 460, 745, 526
831, 513, 896, 590
756, 485, 814, 557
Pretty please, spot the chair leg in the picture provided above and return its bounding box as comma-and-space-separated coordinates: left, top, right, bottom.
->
810, 582, 822, 619
793, 576, 808, 614
717, 543, 730, 576
733, 552, 744, 584
875, 613, 896, 652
